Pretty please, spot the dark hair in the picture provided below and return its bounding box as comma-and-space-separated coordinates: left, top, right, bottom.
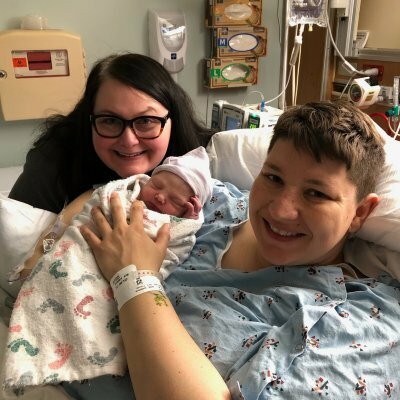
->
269, 100, 385, 200
31, 53, 213, 202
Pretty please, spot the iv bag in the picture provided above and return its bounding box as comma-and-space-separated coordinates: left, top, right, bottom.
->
288, 0, 328, 27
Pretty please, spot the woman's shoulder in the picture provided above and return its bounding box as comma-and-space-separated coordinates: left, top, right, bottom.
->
8, 133, 69, 212
201, 179, 249, 232
32, 125, 73, 156
176, 180, 249, 271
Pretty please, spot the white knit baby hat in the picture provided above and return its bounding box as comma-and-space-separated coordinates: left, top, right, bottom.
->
152, 146, 213, 205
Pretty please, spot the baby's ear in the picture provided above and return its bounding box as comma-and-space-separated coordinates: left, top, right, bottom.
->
190, 196, 202, 214
348, 193, 380, 233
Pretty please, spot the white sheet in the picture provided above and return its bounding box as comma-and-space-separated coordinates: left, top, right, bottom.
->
0, 166, 22, 197
0, 166, 71, 399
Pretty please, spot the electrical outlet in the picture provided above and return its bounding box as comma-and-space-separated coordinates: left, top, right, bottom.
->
362, 64, 384, 81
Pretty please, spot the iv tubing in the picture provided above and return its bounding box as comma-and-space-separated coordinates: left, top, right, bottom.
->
325, 8, 377, 77
265, 64, 295, 106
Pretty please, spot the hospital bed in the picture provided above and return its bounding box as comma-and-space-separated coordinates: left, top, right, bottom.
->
0, 167, 22, 198
0, 165, 71, 400
1, 124, 400, 399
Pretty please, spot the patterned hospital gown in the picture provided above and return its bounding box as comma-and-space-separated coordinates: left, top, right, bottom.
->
61, 180, 400, 400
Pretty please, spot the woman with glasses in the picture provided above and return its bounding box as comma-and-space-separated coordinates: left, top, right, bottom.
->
9, 53, 213, 214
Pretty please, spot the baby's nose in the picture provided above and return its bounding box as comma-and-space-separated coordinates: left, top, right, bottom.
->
155, 193, 165, 204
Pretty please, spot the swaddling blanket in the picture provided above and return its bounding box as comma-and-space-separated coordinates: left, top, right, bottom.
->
2, 174, 202, 389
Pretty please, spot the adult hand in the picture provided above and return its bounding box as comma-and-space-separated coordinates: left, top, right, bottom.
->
181, 196, 202, 219
80, 193, 170, 281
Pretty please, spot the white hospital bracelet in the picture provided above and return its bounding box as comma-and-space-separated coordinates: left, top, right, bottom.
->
110, 265, 165, 311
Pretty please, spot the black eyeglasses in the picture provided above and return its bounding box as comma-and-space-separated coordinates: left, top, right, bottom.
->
90, 113, 170, 139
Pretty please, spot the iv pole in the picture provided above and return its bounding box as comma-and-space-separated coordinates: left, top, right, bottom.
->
278, 0, 290, 110
278, 0, 337, 108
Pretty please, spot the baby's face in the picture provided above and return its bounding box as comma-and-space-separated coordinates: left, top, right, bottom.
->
140, 171, 195, 217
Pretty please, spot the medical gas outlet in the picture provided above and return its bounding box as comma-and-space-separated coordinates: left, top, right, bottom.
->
0, 29, 86, 121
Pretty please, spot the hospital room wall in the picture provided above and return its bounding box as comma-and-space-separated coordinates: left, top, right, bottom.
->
0, 0, 283, 168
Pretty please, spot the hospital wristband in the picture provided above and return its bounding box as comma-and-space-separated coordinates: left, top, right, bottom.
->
110, 265, 165, 311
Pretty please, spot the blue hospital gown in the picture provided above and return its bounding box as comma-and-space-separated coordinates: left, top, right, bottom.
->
166, 180, 400, 399
62, 180, 400, 399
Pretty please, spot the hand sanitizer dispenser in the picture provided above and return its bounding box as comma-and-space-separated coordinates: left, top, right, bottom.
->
148, 10, 187, 81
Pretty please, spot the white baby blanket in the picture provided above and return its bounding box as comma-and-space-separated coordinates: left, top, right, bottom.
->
2, 175, 201, 389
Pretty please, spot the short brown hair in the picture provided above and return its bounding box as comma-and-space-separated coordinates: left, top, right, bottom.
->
269, 100, 385, 200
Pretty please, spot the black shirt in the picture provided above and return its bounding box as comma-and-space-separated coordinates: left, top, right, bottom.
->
9, 134, 118, 214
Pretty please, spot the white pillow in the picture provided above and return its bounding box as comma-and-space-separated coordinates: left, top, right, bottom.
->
0, 195, 56, 298
357, 133, 400, 251
207, 128, 273, 191
206, 125, 400, 253
0, 166, 23, 197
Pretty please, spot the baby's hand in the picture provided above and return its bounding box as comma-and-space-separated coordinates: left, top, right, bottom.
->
181, 196, 202, 219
